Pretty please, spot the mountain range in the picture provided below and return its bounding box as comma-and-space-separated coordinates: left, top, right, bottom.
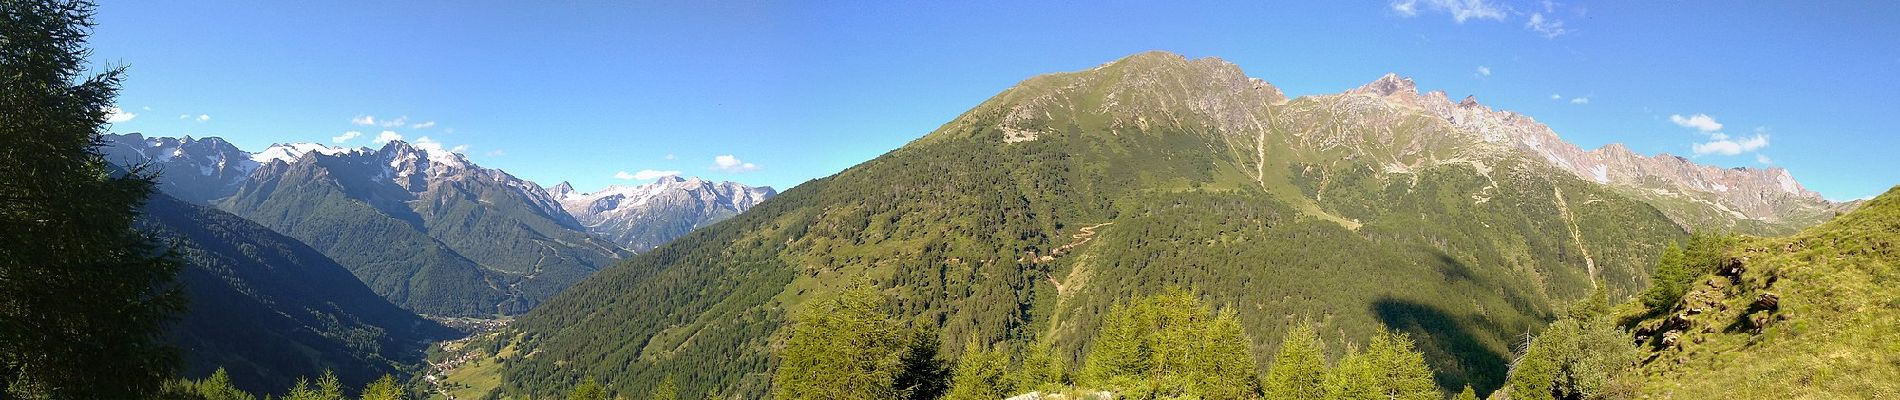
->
101, 133, 772, 316
487, 52, 1853, 398
549, 176, 777, 251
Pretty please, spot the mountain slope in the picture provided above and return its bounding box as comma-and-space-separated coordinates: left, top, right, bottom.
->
138, 192, 458, 394
1621, 185, 1900, 398
549, 176, 776, 251
217, 140, 631, 316
1338, 75, 1839, 235
499, 52, 1697, 398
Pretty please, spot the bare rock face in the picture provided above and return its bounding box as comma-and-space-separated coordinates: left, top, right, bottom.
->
550, 176, 776, 251
1333, 73, 1838, 233
98, 133, 261, 204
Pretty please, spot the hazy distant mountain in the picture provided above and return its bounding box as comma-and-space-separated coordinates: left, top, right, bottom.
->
548, 176, 775, 251
499, 52, 1731, 397
138, 192, 456, 394
101, 134, 633, 316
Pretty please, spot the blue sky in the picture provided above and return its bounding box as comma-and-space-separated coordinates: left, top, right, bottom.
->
90, 1, 1899, 200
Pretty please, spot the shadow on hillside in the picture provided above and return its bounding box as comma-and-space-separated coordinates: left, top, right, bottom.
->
1431, 250, 1478, 285
1371, 298, 1510, 395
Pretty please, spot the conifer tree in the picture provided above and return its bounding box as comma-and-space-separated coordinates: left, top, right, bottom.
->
1013, 337, 1067, 393
1455, 384, 1480, 400
647, 375, 679, 400
1081, 289, 1261, 399
1, 0, 185, 397
772, 284, 907, 399
1363, 330, 1439, 400
1081, 301, 1149, 387
1263, 323, 1328, 400
361, 374, 404, 400
942, 344, 1012, 400
568, 377, 608, 400
894, 328, 950, 400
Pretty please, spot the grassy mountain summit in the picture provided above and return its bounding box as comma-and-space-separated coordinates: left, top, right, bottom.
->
1618, 185, 1900, 398
498, 51, 1783, 398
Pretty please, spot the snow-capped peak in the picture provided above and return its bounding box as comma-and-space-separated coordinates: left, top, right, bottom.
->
250, 142, 366, 164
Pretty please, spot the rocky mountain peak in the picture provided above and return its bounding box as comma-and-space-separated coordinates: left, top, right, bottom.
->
554, 176, 776, 250
1350, 73, 1419, 97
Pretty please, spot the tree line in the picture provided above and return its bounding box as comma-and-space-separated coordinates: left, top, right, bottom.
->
768, 285, 1451, 400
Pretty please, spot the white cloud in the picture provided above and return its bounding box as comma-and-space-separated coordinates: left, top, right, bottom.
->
410, 121, 436, 129
1550, 94, 1562, 100
1755, 154, 1773, 164
351, 115, 376, 126
1391, 0, 1419, 16
372, 130, 402, 144
105, 106, 136, 123
486, 149, 506, 157
180, 114, 211, 122
1669, 114, 1724, 133
616, 169, 681, 180
1392, 0, 1506, 23
332, 130, 363, 143
712, 155, 759, 172
664, 154, 677, 160
1476, 66, 1491, 76
409, 136, 468, 154
1692, 133, 1768, 156
1570, 97, 1590, 104
380, 116, 407, 128
1526, 13, 1569, 38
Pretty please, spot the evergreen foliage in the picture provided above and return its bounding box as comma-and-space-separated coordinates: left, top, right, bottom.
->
1080, 289, 1261, 399
648, 375, 680, 400
567, 377, 608, 400
140, 193, 456, 393
1261, 322, 1326, 400
1505, 288, 1638, 400
159, 368, 257, 400
1635, 234, 1737, 312
1012, 338, 1068, 393
503, 51, 1688, 397
1323, 330, 1438, 400
941, 344, 1012, 400
1454, 385, 1479, 400
773, 284, 910, 400
0, 0, 185, 397
893, 330, 952, 400
359, 375, 403, 400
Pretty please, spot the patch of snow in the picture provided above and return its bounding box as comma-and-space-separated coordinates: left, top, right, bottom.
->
1590, 165, 1608, 183
250, 142, 361, 164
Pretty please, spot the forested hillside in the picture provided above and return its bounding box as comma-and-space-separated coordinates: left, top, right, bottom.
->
498, 52, 1692, 398
139, 192, 458, 393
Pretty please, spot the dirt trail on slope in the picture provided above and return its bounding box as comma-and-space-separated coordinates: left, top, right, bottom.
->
1042, 222, 1113, 295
